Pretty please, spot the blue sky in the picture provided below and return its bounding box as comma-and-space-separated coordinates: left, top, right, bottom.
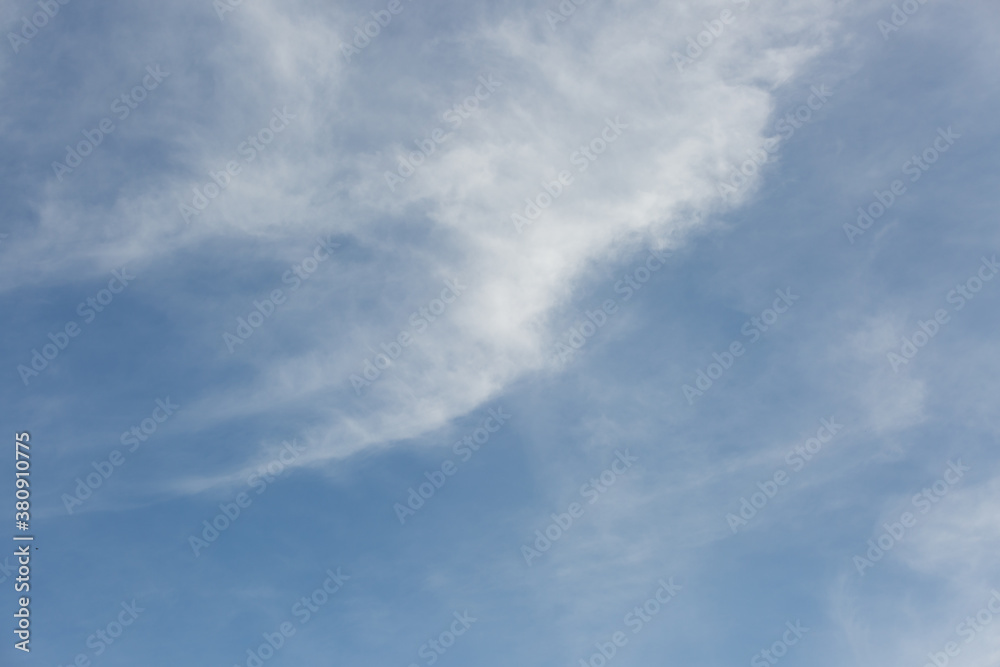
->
2, 0, 1000, 665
